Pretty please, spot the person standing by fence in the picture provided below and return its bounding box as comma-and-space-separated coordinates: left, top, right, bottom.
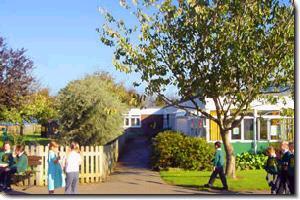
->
47, 141, 65, 194
65, 142, 82, 194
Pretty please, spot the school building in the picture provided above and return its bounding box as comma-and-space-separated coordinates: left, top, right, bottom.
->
123, 96, 294, 154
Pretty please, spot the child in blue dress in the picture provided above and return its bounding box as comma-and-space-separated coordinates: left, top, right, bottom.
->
47, 141, 65, 194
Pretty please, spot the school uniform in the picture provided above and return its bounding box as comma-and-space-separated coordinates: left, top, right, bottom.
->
276, 150, 292, 194
206, 148, 228, 190
287, 152, 294, 194
1, 152, 28, 190
0, 150, 14, 187
264, 154, 279, 194
65, 150, 81, 194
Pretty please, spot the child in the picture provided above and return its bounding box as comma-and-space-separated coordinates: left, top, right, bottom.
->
65, 142, 82, 194
0, 144, 28, 191
0, 141, 14, 189
276, 141, 292, 194
204, 141, 228, 190
47, 141, 65, 194
264, 146, 279, 194
287, 142, 294, 194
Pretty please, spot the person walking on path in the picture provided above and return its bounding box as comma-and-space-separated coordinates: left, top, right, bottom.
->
204, 141, 228, 191
287, 142, 294, 194
264, 146, 279, 194
47, 141, 65, 194
65, 142, 82, 194
276, 141, 291, 194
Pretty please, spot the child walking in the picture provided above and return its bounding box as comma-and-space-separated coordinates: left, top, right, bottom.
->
47, 141, 65, 194
204, 141, 228, 190
65, 142, 82, 194
264, 146, 279, 194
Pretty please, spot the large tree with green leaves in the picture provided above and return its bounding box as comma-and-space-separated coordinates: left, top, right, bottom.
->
57, 73, 128, 146
1, 88, 58, 135
99, 0, 294, 177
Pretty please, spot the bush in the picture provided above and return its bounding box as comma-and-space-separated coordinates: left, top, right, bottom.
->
57, 73, 128, 146
152, 130, 214, 171
236, 152, 268, 170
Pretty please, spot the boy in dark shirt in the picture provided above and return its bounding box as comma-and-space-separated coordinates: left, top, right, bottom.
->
287, 142, 294, 194
204, 141, 228, 190
276, 141, 292, 194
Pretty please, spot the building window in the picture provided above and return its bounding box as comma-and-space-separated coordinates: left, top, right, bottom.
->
270, 119, 280, 140
125, 117, 130, 126
244, 119, 254, 140
123, 115, 141, 128
258, 118, 268, 140
130, 115, 141, 127
231, 121, 241, 140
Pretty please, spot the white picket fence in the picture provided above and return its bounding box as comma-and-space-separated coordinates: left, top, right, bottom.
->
23, 133, 128, 186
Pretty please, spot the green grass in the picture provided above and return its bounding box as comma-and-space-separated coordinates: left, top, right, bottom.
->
22, 133, 50, 146
0, 133, 50, 146
160, 168, 269, 192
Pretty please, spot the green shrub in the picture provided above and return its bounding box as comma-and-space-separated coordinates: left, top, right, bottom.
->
236, 152, 268, 170
57, 73, 128, 146
152, 130, 214, 171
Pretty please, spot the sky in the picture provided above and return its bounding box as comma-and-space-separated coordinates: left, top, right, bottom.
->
0, 0, 292, 96
0, 0, 143, 95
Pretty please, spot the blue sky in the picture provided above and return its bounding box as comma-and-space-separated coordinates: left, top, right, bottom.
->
0, 0, 143, 95
0, 0, 292, 96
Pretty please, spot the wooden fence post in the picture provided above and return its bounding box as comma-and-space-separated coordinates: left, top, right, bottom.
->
80, 146, 85, 183
99, 146, 104, 181
36, 145, 44, 186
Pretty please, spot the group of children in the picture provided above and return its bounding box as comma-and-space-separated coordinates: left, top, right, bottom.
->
0, 141, 28, 192
205, 140, 295, 195
47, 141, 82, 194
0, 140, 82, 194
265, 141, 294, 194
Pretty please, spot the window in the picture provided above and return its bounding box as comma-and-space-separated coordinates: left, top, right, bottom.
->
270, 119, 280, 140
244, 119, 254, 140
131, 115, 141, 127
124, 117, 130, 127
123, 115, 141, 128
258, 118, 268, 140
231, 121, 241, 140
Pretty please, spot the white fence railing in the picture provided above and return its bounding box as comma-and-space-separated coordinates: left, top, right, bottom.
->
22, 132, 128, 186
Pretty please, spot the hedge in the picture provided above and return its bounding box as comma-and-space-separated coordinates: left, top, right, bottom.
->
152, 130, 214, 171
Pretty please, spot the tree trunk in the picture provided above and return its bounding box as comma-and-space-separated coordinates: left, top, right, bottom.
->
221, 129, 236, 178
20, 124, 24, 136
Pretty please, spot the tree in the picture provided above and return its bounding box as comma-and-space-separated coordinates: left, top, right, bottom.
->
0, 37, 35, 112
57, 73, 128, 146
99, 0, 294, 177
1, 88, 58, 135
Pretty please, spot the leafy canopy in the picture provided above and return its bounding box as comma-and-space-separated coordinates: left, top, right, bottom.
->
99, 0, 294, 131
0, 37, 35, 114
57, 73, 128, 146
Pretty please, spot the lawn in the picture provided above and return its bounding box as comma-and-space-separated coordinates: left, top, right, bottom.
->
22, 133, 51, 146
160, 168, 269, 192
0, 133, 50, 146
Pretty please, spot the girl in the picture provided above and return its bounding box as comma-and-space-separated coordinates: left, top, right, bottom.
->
47, 141, 65, 194
65, 142, 81, 194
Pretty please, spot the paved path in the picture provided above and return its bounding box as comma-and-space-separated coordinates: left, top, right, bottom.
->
3, 136, 268, 195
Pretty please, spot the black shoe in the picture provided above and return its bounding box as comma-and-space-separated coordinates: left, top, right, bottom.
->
4, 187, 12, 192
204, 184, 212, 188
221, 187, 228, 191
